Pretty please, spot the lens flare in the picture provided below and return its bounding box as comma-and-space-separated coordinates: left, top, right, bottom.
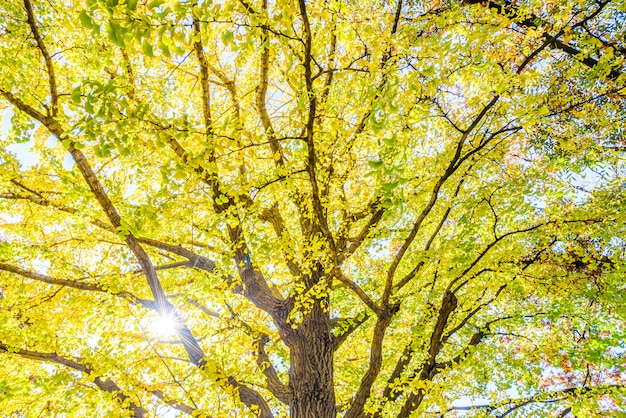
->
149, 313, 178, 338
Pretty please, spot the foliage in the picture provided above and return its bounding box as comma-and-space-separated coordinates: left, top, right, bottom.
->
1, 0, 626, 416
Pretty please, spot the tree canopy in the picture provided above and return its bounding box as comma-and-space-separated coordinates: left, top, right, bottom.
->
1, 0, 625, 416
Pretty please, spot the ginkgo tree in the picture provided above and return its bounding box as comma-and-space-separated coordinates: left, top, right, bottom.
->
1, 0, 625, 416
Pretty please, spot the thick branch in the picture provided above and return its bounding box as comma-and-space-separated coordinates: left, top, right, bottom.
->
259, 204, 302, 277
227, 376, 275, 418
192, 17, 214, 140
254, 0, 284, 164
332, 311, 372, 350
343, 204, 386, 259
333, 268, 382, 316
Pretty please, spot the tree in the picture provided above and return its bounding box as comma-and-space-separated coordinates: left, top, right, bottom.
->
0, 0, 625, 416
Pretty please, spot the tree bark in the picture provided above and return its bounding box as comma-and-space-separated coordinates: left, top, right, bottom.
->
288, 301, 336, 418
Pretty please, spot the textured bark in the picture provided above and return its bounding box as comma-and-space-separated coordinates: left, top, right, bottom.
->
288, 302, 336, 418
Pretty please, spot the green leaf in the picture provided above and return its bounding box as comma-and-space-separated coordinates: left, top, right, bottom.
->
71, 87, 81, 104
105, 22, 125, 48
382, 134, 397, 146
142, 41, 154, 57
148, 0, 165, 9
78, 10, 93, 29
368, 160, 383, 169
158, 41, 170, 57
221, 30, 234, 46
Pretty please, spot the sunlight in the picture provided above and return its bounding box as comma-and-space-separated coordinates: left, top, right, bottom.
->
149, 313, 179, 339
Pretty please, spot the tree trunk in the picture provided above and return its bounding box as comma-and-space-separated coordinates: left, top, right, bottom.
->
288, 301, 336, 418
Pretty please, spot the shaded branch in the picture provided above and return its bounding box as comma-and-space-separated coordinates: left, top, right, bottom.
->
23, 0, 58, 116
256, 334, 291, 404
333, 268, 382, 316
463, 0, 622, 80
0, 262, 157, 310
332, 311, 372, 350
449, 384, 626, 416
0, 342, 147, 417
0, 90, 206, 366
297, 0, 338, 259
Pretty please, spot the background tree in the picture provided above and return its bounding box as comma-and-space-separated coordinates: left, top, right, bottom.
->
0, 0, 625, 416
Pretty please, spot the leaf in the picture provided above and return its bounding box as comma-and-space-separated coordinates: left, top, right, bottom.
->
221, 30, 234, 46
105, 22, 125, 48
78, 11, 93, 29
368, 160, 383, 169
382, 134, 396, 146
142, 41, 154, 57
423, 66, 435, 76
71, 87, 81, 104
158, 41, 170, 57
148, 0, 164, 9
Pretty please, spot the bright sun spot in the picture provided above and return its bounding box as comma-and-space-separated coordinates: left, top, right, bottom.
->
149, 313, 179, 338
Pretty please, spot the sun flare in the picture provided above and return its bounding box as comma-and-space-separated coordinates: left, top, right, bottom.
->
149, 313, 178, 339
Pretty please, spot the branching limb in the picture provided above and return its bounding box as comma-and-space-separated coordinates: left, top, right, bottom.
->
463, 0, 622, 80
161, 19, 286, 333
343, 304, 398, 418
253, 0, 284, 164
384, 94, 500, 303
0, 189, 276, 316
380, 246, 555, 415
227, 376, 275, 418
192, 16, 214, 142
332, 311, 372, 350
23, 0, 58, 116
342, 204, 386, 260
0, 189, 221, 276
448, 384, 626, 417
0, 262, 157, 309
185, 297, 220, 318
297, 0, 338, 260
394, 170, 470, 292
0, 90, 206, 366
0, 342, 148, 417
375, 342, 414, 411
259, 204, 302, 277
333, 268, 382, 316
446, 218, 603, 293
256, 334, 291, 404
